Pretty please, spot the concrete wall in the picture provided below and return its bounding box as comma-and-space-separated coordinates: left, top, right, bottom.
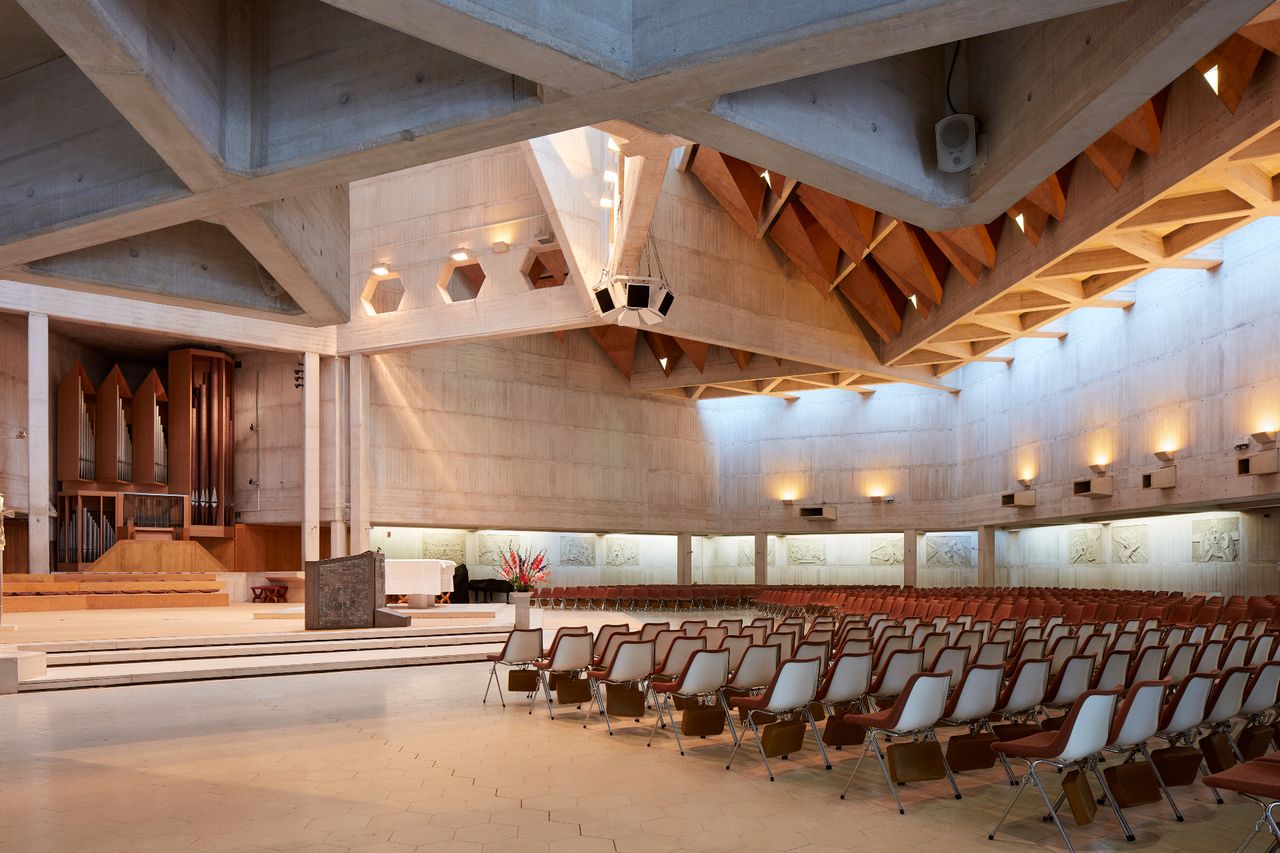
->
363, 331, 715, 534
233, 351, 304, 525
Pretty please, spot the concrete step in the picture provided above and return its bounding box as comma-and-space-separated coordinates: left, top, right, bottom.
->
19, 642, 501, 691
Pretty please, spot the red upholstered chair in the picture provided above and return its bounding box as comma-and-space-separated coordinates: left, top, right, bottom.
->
584, 639, 655, 734
839, 671, 958, 813
483, 628, 543, 707
648, 648, 733, 754
988, 689, 1124, 850
726, 657, 829, 781
1202, 755, 1280, 850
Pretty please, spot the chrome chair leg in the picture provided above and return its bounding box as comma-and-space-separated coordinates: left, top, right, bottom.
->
536, 671, 556, 719
1030, 761, 1076, 853
990, 764, 1033, 841
869, 733, 906, 814
803, 706, 832, 770
666, 696, 685, 755
1139, 744, 1183, 822
1091, 759, 1135, 842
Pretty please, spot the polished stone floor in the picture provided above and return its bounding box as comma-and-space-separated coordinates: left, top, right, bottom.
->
0, 651, 1262, 853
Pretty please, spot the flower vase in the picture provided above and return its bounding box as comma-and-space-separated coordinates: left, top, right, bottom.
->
512, 591, 532, 629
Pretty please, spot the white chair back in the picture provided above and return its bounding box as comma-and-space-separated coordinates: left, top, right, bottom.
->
660, 636, 707, 678
764, 658, 821, 712
680, 620, 708, 637
1108, 681, 1165, 748
598, 631, 642, 668
608, 640, 656, 682
699, 626, 729, 650
1094, 650, 1132, 690
975, 641, 1008, 667
679, 648, 731, 696
1241, 662, 1280, 716
722, 634, 752, 672
717, 619, 744, 634
998, 659, 1051, 715
1059, 692, 1120, 762
1047, 656, 1093, 707
794, 641, 830, 670
1249, 635, 1278, 666
1223, 636, 1252, 670
931, 646, 970, 689
1163, 643, 1196, 685
766, 631, 797, 660
1204, 668, 1252, 725
639, 622, 664, 643
1161, 674, 1215, 734
1129, 645, 1166, 686
1048, 636, 1079, 674
593, 624, 630, 657
731, 644, 781, 690
838, 637, 873, 657
550, 633, 593, 671
876, 649, 925, 697
500, 628, 543, 664
893, 673, 950, 732
822, 653, 873, 705
946, 664, 1003, 722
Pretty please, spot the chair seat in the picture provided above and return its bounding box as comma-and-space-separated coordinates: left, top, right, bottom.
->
586, 668, 608, 680
651, 680, 683, 694
1203, 760, 1280, 801
992, 731, 1059, 759
728, 693, 770, 711
485, 653, 502, 662
531, 660, 553, 671
845, 708, 894, 728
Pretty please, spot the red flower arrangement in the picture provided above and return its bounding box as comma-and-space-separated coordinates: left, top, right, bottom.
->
498, 546, 550, 592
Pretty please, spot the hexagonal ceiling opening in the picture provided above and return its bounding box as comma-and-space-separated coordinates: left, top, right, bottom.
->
523, 247, 570, 289
361, 274, 406, 315
439, 261, 486, 303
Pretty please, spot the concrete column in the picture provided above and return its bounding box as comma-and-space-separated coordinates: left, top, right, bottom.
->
28, 313, 50, 574
754, 533, 769, 585
301, 351, 321, 564
348, 354, 370, 555
676, 532, 692, 585
902, 529, 918, 588
324, 356, 348, 558
978, 525, 997, 587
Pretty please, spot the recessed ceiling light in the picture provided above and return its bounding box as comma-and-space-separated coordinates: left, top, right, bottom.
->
450, 248, 470, 262
1014, 212, 1026, 232
607, 137, 621, 152
659, 357, 668, 369
760, 169, 772, 188
370, 264, 390, 276
603, 170, 618, 183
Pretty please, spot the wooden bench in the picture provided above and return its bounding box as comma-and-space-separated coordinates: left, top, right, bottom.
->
251, 585, 288, 603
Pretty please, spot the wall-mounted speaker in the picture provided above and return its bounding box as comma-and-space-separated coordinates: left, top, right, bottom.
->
935, 113, 977, 173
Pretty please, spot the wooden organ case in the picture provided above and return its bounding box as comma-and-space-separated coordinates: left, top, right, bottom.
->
53, 348, 235, 570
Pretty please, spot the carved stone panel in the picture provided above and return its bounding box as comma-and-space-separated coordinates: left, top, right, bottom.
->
926, 534, 973, 567
478, 534, 520, 566
737, 538, 775, 567
1112, 525, 1148, 564
870, 534, 905, 566
787, 539, 826, 565
1193, 517, 1240, 563
559, 535, 596, 567
421, 532, 466, 564
305, 551, 383, 630
605, 536, 640, 568
1069, 528, 1101, 564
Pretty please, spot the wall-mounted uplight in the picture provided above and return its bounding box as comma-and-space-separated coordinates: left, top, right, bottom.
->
370, 264, 390, 277
1204, 64, 1220, 95
1016, 476, 1035, 488
599, 196, 614, 208
1153, 449, 1176, 463
1089, 462, 1108, 476
449, 247, 470, 262
603, 170, 618, 184
1252, 430, 1277, 446
491, 240, 510, 254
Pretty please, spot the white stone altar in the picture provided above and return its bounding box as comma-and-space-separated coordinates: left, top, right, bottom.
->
385, 558, 457, 608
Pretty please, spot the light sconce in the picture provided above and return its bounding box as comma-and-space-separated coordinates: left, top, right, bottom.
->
869, 494, 894, 504
449, 247, 470, 262
1153, 449, 1176, 464
370, 264, 390, 277
1252, 430, 1278, 446
1016, 476, 1035, 488
1089, 462, 1108, 476
491, 240, 509, 253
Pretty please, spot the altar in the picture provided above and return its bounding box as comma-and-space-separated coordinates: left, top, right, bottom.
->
384, 558, 456, 608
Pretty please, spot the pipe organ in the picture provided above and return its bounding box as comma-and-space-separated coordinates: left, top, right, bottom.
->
54, 349, 234, 570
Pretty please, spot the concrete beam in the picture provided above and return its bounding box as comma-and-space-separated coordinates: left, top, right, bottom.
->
967, 0, 1270, 220
220, 186, 352, 325
27, 313, 49, 574
0, 279, 336, 355
0, 57, 187, 248
302, 351, 321, 564
17, 0, 232, 191
19, 221, 306, 319
631, 356, 834, 392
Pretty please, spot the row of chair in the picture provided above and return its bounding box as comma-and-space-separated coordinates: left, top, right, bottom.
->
484, 609, 1280, 849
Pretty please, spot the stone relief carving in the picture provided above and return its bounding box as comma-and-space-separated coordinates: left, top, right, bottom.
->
926, 534, 973, 567
305, 551, 384, 630
1193, 517, 1240, 563
869, 534, 905, 566
478, 533, 521, 566
1112, 525, 1148, 564
420, 532, 465, 564
559, 535, 596, 567
605, 536, 640, 568
737, 539, 776, 567
787, 539, 826, 565
1069, 528, 1102, 564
